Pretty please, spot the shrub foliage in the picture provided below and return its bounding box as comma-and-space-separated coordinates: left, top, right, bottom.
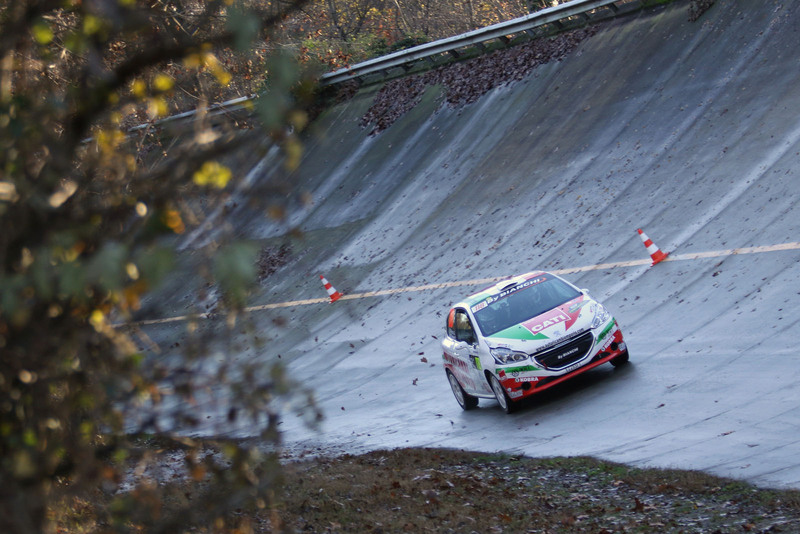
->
0, 1, 314, 532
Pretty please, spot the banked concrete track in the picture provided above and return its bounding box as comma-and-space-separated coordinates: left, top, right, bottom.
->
142, 0, 800, 488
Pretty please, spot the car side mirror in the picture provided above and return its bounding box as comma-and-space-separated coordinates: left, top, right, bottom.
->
581, 288, 591, 297
455, 335, 477, 348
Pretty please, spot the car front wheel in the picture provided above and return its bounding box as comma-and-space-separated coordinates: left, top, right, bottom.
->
489, 374, 516, 414
447, 371, 478, 410
610, 350, 630, 367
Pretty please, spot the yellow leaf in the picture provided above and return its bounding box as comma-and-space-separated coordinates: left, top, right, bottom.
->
164, 209, 185, 234
213, 167, 232, 188
193, 161, 232, 189
202, 51, 221, 69
83, 14, 102, 35
214, 68, 232, 86
183, 53, 202, 69
148, 97, 168, 118
284, 138, 303, 172
90, 309, 105, 330
63, 243, 83, 262
153, 73, 174, 92
126, 263, 139, 280
289, 110, 309, 132
96, 128, 124, 153
32, 21, 54, 45
132, 79, 146, 98
202, 52, 232, 86
193, 168, 209, 186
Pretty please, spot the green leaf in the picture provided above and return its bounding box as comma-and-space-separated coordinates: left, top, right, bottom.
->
135, 246, 175, 289
213, 242, 258, 307
0, 275, 22, 316
31, 248, 54, 300
23, 428, 37, 447
256, 90, 291, 130
86, 242, 129, 292
58, 261, 86, 298
227, 5, 261, 52
266, 50, 300, 91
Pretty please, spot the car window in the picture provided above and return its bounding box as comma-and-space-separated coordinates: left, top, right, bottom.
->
454, 309, 476, 344
472, 275, 581, 336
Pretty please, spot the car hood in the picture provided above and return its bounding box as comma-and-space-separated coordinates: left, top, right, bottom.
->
484, 295, 595, 351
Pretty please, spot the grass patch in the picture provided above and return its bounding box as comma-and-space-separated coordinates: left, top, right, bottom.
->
274, 449, 800, 533
51, 447, 800, 532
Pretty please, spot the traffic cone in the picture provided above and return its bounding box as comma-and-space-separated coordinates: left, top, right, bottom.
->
320, 275, 343, 303
637, 228, 669, 265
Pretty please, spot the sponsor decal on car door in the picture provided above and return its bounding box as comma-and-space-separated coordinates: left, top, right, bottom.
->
444, 308, 487, 394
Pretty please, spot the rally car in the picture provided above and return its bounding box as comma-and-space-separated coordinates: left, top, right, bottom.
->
441, 271, 628, 413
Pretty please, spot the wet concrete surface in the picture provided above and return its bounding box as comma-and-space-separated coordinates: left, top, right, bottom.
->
142, 0, 800, 489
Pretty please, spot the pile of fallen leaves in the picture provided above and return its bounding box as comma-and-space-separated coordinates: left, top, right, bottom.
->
360, 26, 598, 135
689, 0, 716, 22
257, 243, 294, 281
359, 0, 721, 136
261, 448, 800, 533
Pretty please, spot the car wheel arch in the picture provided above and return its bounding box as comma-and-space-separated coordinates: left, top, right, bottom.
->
483, 369, 496, 386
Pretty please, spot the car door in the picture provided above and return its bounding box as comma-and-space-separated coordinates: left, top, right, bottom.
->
443, 308, 489, 396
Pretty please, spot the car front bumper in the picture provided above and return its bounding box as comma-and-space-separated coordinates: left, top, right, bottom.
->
496, 323, 627, 401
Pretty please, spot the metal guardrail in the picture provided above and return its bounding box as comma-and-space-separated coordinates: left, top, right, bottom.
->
318, 0, 642, 86
127, 95, 256, 133
134, 0, 643, 132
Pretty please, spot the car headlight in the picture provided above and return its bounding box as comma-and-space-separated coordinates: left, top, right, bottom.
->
490, 347, 529, 365
590, 303, 611, 329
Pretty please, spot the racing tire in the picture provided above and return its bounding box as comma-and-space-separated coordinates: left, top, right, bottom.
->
488, 374, 516, 414
610, 350, 630, 368
447, 371, 478, 410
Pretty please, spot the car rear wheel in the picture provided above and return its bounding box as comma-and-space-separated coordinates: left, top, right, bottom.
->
447, 371, 478, 410
610, 350, 630, 367
489, 374, 516, 414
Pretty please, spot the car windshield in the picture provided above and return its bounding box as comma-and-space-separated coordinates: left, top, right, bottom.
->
471, 275, 581, 337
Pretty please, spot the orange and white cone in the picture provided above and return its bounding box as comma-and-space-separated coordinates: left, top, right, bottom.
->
637, 228, 669, 265
320, 275, 343, 303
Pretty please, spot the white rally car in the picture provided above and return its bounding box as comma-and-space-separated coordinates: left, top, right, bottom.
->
441, 271, 628, 413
